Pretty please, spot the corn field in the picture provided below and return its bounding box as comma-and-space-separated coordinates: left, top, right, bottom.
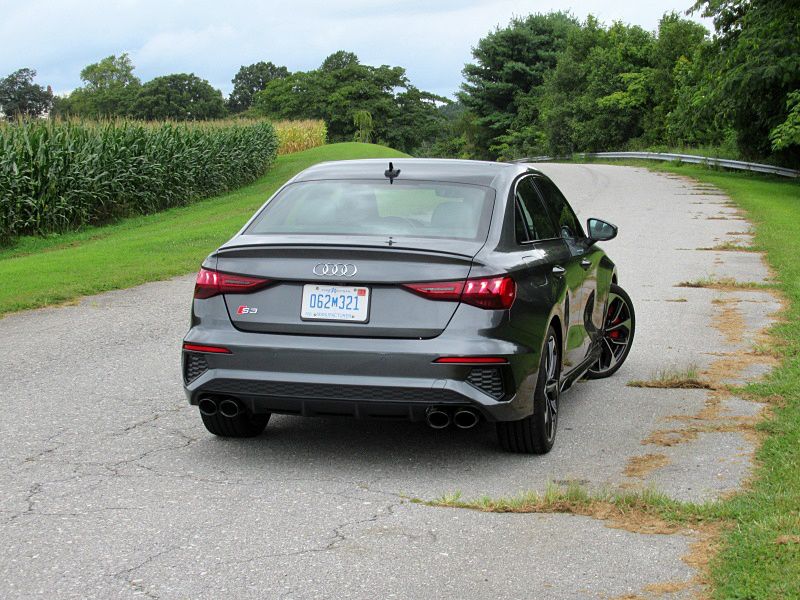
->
0, 118, 279, 241
274, 120, 327, 154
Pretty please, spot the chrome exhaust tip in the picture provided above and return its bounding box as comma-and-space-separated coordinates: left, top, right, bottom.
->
218, 398, 241, 419
198, 397, 218, 417
453, 409, 479, 429
425, 407, 450, 429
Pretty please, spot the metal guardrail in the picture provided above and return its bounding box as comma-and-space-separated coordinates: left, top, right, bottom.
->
515, 151, 799, 178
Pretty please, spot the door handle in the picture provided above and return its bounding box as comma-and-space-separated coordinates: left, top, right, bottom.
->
580, 259, 592, 270
552, 265, 566, 276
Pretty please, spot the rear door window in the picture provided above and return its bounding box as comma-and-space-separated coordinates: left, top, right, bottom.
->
515, 177, 558, 243
533, 177, 585, 240
246, 180, 494, 241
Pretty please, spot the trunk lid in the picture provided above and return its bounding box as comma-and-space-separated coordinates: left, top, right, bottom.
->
216, 235, 483, 339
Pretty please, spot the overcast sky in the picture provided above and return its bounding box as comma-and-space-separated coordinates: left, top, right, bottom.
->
0, 0, 711, 99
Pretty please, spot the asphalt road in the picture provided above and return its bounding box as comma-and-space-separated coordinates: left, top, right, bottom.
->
0, 164, 779, 599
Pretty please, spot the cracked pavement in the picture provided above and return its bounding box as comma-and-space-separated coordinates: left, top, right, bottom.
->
0, 164, 778, 598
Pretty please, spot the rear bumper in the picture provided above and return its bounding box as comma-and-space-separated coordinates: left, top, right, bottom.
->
182, 329, 540, 422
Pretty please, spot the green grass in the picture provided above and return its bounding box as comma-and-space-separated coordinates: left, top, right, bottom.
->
0, 142, 407, 315
665, 166, 800, 600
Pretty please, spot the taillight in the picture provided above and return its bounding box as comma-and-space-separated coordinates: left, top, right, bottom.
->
403, 276, 515, 310
402, 281, 464, 301
433, 357, 508, 364
463, 276, 516, 310
183, 343, 232, 354
194, 268, 271, 299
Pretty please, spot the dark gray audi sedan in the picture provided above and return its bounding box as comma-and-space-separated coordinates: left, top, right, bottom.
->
182, 159, 635, 453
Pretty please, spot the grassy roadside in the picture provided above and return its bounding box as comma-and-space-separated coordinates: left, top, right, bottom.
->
0, 142, 407, 316
670, 166, 800, 599
429, 164, 800, 598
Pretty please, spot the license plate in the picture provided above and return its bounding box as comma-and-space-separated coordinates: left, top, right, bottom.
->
301, 284, 370, 322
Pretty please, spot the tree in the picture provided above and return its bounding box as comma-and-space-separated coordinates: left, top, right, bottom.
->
644, 13, 709, 144
353, 110, 373, 142
228, 61, 289, 113
252, 51, 447, 153
770, 91, 800, 152
537, 18, 657, 155
320, 51, 360, 72
0, 68, 53, 119
459, 12, 579, 158
692, 0, 800, 160
134, 74, 226, 121
59, 54, 140, 117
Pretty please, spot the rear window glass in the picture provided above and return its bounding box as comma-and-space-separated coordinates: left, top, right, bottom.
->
245, 180, 495, 241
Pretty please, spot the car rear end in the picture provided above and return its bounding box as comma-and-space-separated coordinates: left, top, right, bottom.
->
183, 168, 539, 426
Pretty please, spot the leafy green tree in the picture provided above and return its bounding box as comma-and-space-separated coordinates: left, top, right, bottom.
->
252, 51, 446, 153
538, 18, 656, 155
644, 13, 709, 144
59, 54, 140, 117
459, 12, 579, 158
0, 68, 53, 119
692, 0, 800, 160
134, 74, 226, 121
770, 91, 800, 152
353, 110, 373, 142
320, 51, 360, 72
228, 61, 289, 113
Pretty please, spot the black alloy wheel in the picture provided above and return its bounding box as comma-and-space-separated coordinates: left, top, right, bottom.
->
586, 283, 635, 379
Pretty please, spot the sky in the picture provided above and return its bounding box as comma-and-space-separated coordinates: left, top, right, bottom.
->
0, 0, 711, 99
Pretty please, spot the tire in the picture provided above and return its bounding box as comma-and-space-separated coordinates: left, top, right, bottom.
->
200, 406, 270, 438
585, 283, 635, 379
497, 325, 560, 454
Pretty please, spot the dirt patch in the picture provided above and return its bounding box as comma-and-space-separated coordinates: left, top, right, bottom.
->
711, 299, 745, 345
643, 581, 691, 595
628, 376, 712, 390
677, 278, 772, 291
775, 535, 800, 545
643, 419, 759, 448
697, 243, 756, 252
625, 453, 671, 478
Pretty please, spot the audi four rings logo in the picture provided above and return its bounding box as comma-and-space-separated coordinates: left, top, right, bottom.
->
313, 263, 358, 277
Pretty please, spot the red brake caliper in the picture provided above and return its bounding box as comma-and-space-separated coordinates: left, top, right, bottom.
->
607, 303, 623, 340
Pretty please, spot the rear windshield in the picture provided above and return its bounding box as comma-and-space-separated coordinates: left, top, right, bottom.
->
245, 180, 495, 241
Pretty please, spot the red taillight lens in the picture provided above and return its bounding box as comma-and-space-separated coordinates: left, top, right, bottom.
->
402, 280, 464, 301
182, 343, 231, 354
194, 268, 271, 299
403, 276, 515, 310
462, 276, 516, 310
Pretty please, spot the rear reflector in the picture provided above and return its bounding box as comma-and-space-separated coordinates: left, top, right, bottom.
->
403, 275, 516, 310
434, 357, 508, 364
182, 343, 232, 354
194, 267, 271, 299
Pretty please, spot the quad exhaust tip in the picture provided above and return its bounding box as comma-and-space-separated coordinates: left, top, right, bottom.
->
218, 398, 242, 419
198, 396, 241, 419
425, 407, 480, 429
198, 397, 218, 417
425, 408, 451, 429
453, 409, 479, 429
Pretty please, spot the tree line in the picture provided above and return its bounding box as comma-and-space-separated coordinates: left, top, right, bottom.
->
1, 0, 797, 163
450, 0, 799, 165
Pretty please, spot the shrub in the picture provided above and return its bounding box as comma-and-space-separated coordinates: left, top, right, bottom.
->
0, 118, 278, 241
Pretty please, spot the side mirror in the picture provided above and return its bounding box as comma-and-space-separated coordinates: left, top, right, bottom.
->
587, 218, 617, 243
